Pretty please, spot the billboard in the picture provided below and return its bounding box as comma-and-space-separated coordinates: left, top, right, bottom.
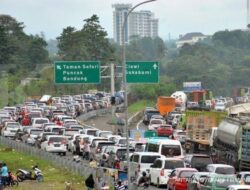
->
183, 82, 202, 92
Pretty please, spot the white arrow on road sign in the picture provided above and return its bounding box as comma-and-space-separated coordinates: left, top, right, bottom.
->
56, 65, 62, 70
153, 64, 157, 69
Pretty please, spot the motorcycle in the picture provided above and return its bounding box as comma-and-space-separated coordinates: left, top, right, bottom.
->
16, 166, 43, 182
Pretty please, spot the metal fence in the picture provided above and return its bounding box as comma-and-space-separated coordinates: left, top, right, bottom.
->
0, 136, 115, 185
77, 108, 111, 122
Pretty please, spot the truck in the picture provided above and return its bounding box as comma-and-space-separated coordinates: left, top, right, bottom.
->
212, 117, 250, 171
184, 111, 227, 154
171, 91, 187, 112
156, 96, 176, 116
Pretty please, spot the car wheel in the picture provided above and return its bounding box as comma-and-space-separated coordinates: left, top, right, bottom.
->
62, 152, 66, 156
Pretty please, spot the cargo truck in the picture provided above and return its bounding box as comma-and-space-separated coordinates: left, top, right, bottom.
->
184, 111, 227, 154
212, 117, 250, 171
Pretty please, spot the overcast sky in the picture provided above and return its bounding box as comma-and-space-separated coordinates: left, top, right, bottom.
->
0, 0, 247, 40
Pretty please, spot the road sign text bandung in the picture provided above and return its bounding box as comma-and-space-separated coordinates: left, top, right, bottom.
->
54, 61, 100, 84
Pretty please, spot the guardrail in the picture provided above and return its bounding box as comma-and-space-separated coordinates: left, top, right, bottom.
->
77, 108, 111, 122
0, 136, 115, 185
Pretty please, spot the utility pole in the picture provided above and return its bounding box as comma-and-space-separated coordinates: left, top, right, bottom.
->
121, 1, 157, 189
110, 63, 116, 134
247, 0, 250, 29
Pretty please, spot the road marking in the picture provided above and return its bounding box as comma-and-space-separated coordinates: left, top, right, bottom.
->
136, 120, 143, 130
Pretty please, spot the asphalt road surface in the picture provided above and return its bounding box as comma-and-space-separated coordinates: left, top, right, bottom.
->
78, 112, 163, 190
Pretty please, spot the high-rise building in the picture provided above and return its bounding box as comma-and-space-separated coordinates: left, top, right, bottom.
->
112, 4, 158, 45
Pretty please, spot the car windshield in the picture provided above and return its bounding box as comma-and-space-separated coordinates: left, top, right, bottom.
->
179, 171, 196, 178
161, 145, 181, 157
215, 167, 235, 174
141, 156, 160, 163
30, 130, 42, 135
215, 177, 238, 188
165, 160, 184, 169
191, 156, 212, 168
52, 128, 64, 135
160, 125, 172, 129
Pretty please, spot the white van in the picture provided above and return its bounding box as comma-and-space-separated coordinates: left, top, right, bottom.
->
145, 138, 184, 159
129, 152, 163, 182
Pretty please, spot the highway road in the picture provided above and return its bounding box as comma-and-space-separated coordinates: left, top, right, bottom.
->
79, 112, 163, 190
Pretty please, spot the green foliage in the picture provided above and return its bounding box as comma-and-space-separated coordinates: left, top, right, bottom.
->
128, 100, 155, 114
129, 77, 176, 101
57, 15, 114, 63
165, 30, 250, 96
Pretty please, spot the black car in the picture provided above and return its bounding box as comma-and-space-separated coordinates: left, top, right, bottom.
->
184, 154, 213, 171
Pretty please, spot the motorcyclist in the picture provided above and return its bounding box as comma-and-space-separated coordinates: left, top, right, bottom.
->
137, 172, 149, 188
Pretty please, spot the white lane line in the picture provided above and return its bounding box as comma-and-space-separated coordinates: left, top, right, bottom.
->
136, 120, 143, 130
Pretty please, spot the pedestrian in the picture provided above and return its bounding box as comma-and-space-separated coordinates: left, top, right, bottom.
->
85, 174, 95, 190
83, 141, 90, 160
89, 158, 97, 168
1, 163, 8, 187
74, 137, 80, 155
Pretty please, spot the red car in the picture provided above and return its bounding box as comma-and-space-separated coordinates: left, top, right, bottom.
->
157, 124, 173, 137
167, 168, 198, 190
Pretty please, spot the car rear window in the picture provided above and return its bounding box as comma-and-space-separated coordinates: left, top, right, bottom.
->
215, 167, 235, 175
151, 120, 163, 124
179, 171, 196, 178
117, 149, 135, 159
177, 132, 186, 135
161, 145, 181, 157
244, 174, 250, 185
30, 130, 42, 135
97, 142, 115, 149
87, 130, 97, 136
35, 119, 48, 124
119, 139, 126, 144
165, 160, 184, 169
141, 156, 160, 163
49, 137, 65, 142
191, 156, 213, 167
215, 177, 238, 188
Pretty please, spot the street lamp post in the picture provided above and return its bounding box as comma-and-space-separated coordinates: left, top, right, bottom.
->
121, 0, 157, 189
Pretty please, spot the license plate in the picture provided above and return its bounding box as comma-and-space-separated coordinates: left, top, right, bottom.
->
54, 144, 60, 147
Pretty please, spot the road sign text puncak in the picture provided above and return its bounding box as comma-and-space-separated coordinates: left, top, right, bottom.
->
54, 61, 100, 84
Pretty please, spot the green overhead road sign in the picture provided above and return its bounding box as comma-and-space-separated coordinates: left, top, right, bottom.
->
126, 61, 159, 83
54, 61, 100, 84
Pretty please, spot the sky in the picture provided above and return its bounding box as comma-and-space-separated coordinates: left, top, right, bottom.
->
0, 0, 247, 40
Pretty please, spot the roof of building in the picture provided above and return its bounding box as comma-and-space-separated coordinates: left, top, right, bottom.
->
179, 32, 205, 41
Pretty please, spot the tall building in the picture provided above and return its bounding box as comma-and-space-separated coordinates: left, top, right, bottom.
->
112, 4, 158, 45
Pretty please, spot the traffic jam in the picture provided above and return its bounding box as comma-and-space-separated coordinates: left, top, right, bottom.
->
0, 88, 250, 190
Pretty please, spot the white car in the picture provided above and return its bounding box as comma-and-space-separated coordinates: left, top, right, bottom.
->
130, 152, 164, 182
32, 118, 49, 128
40, 135, 67, 155
206, 164, 235, 175
96, 130, 113, 137
2, 122, 22, 137
148, 119, 166, 130
214, 102, 226, 111
150, 158, 185, 187
173, 129, 186, 144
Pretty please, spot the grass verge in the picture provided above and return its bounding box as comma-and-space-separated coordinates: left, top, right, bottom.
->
128, 100, 155, 114
0, 145, 85, 190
